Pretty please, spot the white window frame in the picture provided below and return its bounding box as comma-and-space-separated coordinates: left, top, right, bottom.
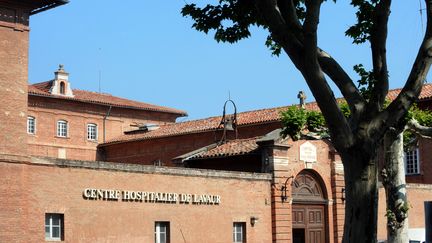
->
45, 213, 63, 241
57, 120, 68, 138
87, 123, 98, 141
233, 222, 246, 243
155, 222, 169, 243
27, 116, 36, 134
404, 148, 420, 175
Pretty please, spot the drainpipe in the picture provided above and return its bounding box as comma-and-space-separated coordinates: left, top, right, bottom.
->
103, 105, 112, 143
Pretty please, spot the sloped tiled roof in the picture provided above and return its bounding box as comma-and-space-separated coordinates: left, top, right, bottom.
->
28, 81, 187, 116
387, 83, 432, 101
101, 83, 432, 146
187, 138, 260, 160
101, 102, 319, 145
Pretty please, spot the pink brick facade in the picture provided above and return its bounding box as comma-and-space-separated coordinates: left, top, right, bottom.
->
0, 3, 30, 157
101, 122, 281, 166
377, 185, 432, 241
0, 157, 272, 242
28, 95, 182, 161
252, 138, 344, 242
1, 0, 432, 242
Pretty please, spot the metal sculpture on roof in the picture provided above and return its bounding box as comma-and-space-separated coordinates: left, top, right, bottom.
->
216, 99, 238, 144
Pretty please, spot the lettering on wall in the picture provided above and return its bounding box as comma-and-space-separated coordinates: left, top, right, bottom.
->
83, 188, 221, 205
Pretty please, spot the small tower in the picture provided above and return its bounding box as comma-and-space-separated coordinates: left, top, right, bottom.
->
50, 64, 74, 97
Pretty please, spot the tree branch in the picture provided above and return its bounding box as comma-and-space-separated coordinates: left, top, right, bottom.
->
303, 0, 320, 61
255, 0, 304, 64
318, 49, 366, 121
370, 0, 432, 141
407, 119, 432, 138
368, 0, 392, 112
256, 0, 354, 150
299, 0, 354, 150
278, 0, 303, 35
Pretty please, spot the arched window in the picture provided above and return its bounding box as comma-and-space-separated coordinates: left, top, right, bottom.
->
59, 82, 65, 95
57, 120, 68, 137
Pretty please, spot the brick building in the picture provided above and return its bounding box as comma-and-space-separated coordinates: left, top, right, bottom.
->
0, 1, 272, 243
0, 0, 431, 242
99, 85, 432, 184
27, 65, 187, 161
99, 84, 432, 242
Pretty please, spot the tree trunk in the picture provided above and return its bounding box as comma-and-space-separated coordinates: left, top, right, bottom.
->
383, 131, 409, 243
341, 150, 379, 243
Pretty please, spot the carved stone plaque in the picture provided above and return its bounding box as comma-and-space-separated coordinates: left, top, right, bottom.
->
300, 141, 317, 162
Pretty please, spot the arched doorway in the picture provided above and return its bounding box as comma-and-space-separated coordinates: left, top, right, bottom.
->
292, 171, 327, 243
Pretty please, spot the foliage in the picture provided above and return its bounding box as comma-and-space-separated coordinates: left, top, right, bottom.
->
280, 106, 326, 140
385, 202, 410, 232
339, 101, 351, 119
404, 105, 432, 148
181, 1, 261, 43
353, 64, 376, 100
407, 105, 432, 127
280, 106, 308, 140
345, 0, 378, 44
307, 110, 326, 130
181, 0, 308, 55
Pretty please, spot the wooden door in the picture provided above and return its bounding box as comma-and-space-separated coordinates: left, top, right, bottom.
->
292, 205, 325, 243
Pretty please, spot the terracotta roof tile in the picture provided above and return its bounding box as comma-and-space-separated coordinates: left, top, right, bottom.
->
101, 83, 432, 145
101, 103, 318, 145
387, 83, 432, 101
189, 138, 260, 159
28, 81, 187, 116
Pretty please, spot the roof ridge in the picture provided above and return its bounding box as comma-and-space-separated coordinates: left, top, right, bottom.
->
28, 83, 187, 116
30, 80, 53, 86
72, 88, 112, 96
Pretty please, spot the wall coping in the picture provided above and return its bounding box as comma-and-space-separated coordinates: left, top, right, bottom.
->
407, 183, 432, 190
30, 156, 272, 181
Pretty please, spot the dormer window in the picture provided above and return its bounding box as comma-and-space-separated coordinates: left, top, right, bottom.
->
60, 82, 65, 95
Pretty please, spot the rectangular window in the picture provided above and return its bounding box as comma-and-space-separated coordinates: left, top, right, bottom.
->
27, 116, 35, 134
155, 222, 170, 243
45, 213, 64, 241
233, 222, 246, 243
87, 124, 97, 141
57, 120, 68, 137
405, 148, 420, 175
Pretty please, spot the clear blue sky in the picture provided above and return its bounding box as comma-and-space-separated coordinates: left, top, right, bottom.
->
29, 1, 428, 121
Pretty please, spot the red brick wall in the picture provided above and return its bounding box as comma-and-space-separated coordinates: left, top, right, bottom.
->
406, 137, 432, 184
28, 96, 180, 161
0, 160, 28, 243
102, 121, 281, 165
0, 5, 30, 157
0, 158, 272, 242
266, 139, 341, 242
186, 154, 262, 172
